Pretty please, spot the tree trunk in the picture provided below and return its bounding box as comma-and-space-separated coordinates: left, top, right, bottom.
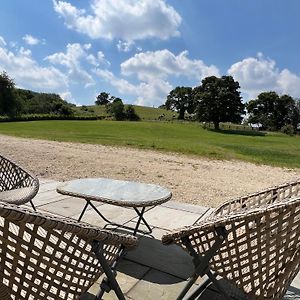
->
178, 108, 185, 120
213, 121, 220, 130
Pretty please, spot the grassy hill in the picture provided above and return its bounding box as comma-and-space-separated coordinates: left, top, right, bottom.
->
0, 120, 299, 168
75, 104, 177, 121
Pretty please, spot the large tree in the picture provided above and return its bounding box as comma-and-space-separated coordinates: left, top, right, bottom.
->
165, 86, 193, 120
247, 92, 299, 130
194, 76, 244, 130
95, 92, 110, 105
0, 71, 20, 117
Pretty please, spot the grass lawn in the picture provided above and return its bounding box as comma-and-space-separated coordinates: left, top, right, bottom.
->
0, 120, 299, 168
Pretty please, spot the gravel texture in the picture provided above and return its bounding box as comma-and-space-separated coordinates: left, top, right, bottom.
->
1, 134, 299, 207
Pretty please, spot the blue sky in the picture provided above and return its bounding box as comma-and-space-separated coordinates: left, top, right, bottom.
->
1, 0, 300, 106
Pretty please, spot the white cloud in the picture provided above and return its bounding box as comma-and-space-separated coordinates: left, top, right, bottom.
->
45, 43, 95, 87
22, 34, 43, 46
86, 51, 110, 67
0, 44, 69, 93
94, 50, 220, 106
228, 53, 300, 100
121, 49, 220, 82
94, 68, 172, 106
53, 0, 181, 42
0, 36, 7, 46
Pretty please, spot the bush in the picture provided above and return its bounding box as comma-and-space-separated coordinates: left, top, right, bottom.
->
125, 105, 140, 121
281, 124, 295, 136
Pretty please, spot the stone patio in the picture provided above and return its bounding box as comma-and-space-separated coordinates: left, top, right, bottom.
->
29, 179, 300, 300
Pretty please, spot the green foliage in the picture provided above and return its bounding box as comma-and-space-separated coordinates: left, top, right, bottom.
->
281, 124, 295, 136
106, 98, 126, 120
0, 120, 299, 168
247, 92, 299, 130
95, 92, 110, 105
0, 71, 21, 117
194, 76, 244, 130
165, 86, 193, 120
125, 105, 140, 121
15, 89, 74, 115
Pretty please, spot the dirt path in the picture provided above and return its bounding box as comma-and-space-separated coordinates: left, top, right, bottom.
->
1, 134, 299, 207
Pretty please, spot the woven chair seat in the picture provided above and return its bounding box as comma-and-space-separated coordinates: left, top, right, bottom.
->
0, 155, 39, 207
162, 179, 300, 300
0, 187, 37, 203
0, 202, 137, 299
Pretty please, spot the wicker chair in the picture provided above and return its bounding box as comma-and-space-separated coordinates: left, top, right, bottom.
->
0, 155, 39, 211
0, 202, 137, 300
162, 180, 300, 300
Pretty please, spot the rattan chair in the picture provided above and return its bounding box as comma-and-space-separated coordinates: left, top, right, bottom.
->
162, 180, 300, 299
0, 154, 39, 211
0, 202, 137, 300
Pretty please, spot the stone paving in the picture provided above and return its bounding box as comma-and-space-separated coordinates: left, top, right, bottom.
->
29, 179, 300, 300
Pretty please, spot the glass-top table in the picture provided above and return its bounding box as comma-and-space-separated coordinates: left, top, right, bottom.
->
57, 178, 172, 235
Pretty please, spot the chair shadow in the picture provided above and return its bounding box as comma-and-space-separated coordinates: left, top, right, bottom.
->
115, 232, 194, 285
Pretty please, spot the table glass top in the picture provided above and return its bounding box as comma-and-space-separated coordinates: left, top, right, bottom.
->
57, 178, 172, 207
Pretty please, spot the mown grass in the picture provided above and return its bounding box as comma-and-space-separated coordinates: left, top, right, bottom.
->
0, 120, 299, 168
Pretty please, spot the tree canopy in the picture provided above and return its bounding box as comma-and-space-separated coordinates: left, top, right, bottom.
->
95, 92, 110, 105
165, 86, 193, 120
0, 71, 21, 117
247, 91, 299, 130
194, 76, 244, 129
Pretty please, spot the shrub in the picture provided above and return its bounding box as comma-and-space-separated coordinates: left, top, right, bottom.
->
125, 105, 140, 121
281, 124, 295, 136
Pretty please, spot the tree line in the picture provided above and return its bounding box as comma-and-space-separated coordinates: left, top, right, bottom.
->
0, 71, 74, 117
163, 75, 300, 132
95, 92, 140, 121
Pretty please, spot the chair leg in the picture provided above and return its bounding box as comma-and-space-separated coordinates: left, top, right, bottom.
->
92, 241, 126, 300
30, 200, 36, 211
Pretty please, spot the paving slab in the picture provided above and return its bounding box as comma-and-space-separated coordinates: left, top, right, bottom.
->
136, 206, 199, 230
126, 228, 194, 279
126, 269, 186, 300
162, 200, 210, 215
38, 197, 93, 217
38, 180, 61, 193
71, 204, 137, 227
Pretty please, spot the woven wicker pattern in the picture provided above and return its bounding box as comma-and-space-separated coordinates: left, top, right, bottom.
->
0, 155, 39, 205
212, 179, 300, 217
0, 202, 137, 299
162, 182, 300, 300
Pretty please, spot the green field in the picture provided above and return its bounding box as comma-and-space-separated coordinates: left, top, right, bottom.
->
75, 104, 177, 120
0, 120, 299, 168
0, 121, 300, 168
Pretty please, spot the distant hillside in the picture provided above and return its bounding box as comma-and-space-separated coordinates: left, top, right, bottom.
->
75, 104, 178, 121
15, 88, 74, 115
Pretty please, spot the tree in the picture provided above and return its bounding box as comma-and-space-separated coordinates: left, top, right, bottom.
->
106, 98, 125, 120
165, 86, 193, 120
0, 71, 21, 117
125, 105, 140, 121
95, 92, 110, 105
194, 76, 244, 130
247, 92, 299, 130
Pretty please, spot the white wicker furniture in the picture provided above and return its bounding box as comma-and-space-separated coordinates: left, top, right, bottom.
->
162, 180, 300, 299
0, 202, 137, 300
0, 155, 39, 210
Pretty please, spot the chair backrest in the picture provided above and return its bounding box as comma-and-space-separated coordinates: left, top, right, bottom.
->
0, 202, 137, 300
212, 179, 300, 217
163, 196, 300, 299
0, 155, 39, 205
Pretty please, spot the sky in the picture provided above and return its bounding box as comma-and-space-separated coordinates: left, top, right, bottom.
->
1, 0, 300, 107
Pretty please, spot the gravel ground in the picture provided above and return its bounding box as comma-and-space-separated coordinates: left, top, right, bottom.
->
1, 134, 299, 207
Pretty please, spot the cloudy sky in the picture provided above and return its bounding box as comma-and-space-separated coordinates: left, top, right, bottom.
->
1, 0, 300, 106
